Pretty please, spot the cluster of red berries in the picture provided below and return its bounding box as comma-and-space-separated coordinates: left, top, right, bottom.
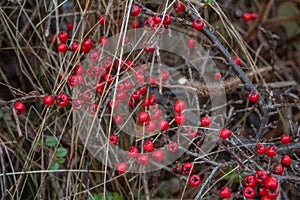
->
242, 12, 258, 22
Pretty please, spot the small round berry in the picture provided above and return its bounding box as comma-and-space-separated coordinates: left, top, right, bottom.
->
109, 134, 118, 145
258, 187, 267, 196
250, 12, 258, 20
132, 19, 140, 28
163, 14, 172, 25
42, 95, 54, 106
116, 89, 127, 100
145, 121, 156, 132
242, 12, 252, 22
281, 154, 292, 165
187, 127, 199, 138
167, 141, 178, 152
192, 18, 204, 30
219, 128, 232, 139
82, 38, 93, 51
124, 60, 134, 70
172, 162, 183, 174
143, 140, 154, 152
109, 99, 118, 108
152, 149, 164, 162
98, 15, 108, 25
264, 176, 278, 190
14, 101, 25, 115
158, 120, 169, 131
66, 22, 73, 30
137, 154, 149, 165
142, 41, 156, 52
127, 146, 139, 158
182, 162, 193, 174
149, 95, 158, 106
200, 116, 211, 126
174, 113, 186, 125
261, 195, 272, 200
82, 90, 94, 102
174, 100, 185, 113
244, 175, 256, 187
57, 43, 68, 52
56, 94, 69, 106
72, 99, 83, 110
280, 134, 291, 144
144, 17, 155, 30
138, 111, 149, 122
173, 1, 185, 12
57, 31, 68, 43
130, 5, 140, 16
142, 98, 150, 106
234, 57, 241, 65
267, 188, 279, 199
89, 103, 98, 115
98, 36, 108, 45
273, 163, 284, 175
266, 145, 278, 157
71, 41, 79, 51
113, 114, 123, 125
67, 75, 79, 87
115, 162, 128, 174
153, 14, 164, 24
214, 72, 222, 80
254, 143, 266, 154
187, 37, 196, 48
254, 170, 268, 184
189, 174, 201, 186
243, 186, 255, 199
150, 108, 162, 119
161, 69, 170, 81
73, 65, 84, 75
248, 90, 259, 103
219, 186, 231, 199
131, 90, 141, 99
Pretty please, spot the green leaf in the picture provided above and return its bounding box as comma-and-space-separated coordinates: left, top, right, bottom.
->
57, 157, 65, 164
45, 136, 57, 147
49, 162, 59, 170
278, 2, 300, 38
0, 110, 3, 118
205, 0, 211, 4
55, 147, 68, 157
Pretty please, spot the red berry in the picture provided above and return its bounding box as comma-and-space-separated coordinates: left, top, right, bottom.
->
113, 114, 123, 124
254, 170, 268, 184
264, 176, 278, 190
132, 19, 140, 28
109, 99, 118, 108
280, 134, 290, 144
71, 41, 79, 51
158, 120, 169, 131
144, 17, 155, 30
130, 5, 140, 16
161, 69, 170, 80
73, 65, 84, 75
182, 162, 193, 174
152, 149, 164, 162
273, 163, 284, 175
254, 143, 266, 154
219, 186, 231, 199
219, 128, 232, 139
150, 108, 162, 119
72, 99, 83, 110
261, 195, 272, 200
248, 90, 259, 103
98, 15, 108, 25
189, 174, 201, 186
243, 186, 255, 198
149, 95, 158, 106
14, 101, 25, 115
192, 18, 204, 30
173, 1, 185, 12
82, 90, 94, 102
249, 12, 258, 20
89, 103, 98, 115
234, 57, 241, 65
258, 187, 267, 196
115, 89, 126, 100
242, 12, 252, 22
267, 188, 279, 199
124, 60, 134, 70
137, 154, 149, 165
138, 111, 149, 122
57, 43, 68, 52
153, 14, 164, 24
42, 95, 54, 106
172, 163, 183, 174
142, 41, 156, 52
57, 31, 68, 43
82, 38, 93, 52
174, 113, 186, 124
174, 100, 185, 112
187, 127, 199, 138
187, 37, 196, 48
115, 162, 128, 174
109, 134, 118, 145
266, 145, 278, 157
145, 121, 156, 132
142, 98, 150, 106
98, 36, 108, 45
214, 72, 222, 80
67, 75, 79, 87
143, 140, 154, 152
167, 141, 178, 152
56, 94, 69, 106
66, 22, 73, 30
200, 116, 211, 126
127, 146, 139, 158
163, 14, 172, 25
131, 90, 141, 99
281, 154, 291, 165
244, 175, 256, 187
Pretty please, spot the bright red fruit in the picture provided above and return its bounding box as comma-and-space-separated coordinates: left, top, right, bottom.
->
192, 18, 204, 30
254, 143, 266, 154
266, 145, 278, 157
144, 17, 155, 30
187, 37, 196, 48
174, 100, 185, 112
189, 174, 201, 186
234, 57, 240, 65
163, 14, 172, 25
254, 170, 268, 183
161, 69, 170, 80
281, 154, 292, 165
248, 90, 259, 102
280, 134, 291, 144
219, 186, 231, 199
127, 146, 139, 158
138, 111, 149, 122
242, 12, 252, 22
57, 43, 67, 52
72, 99, 82, 110
42, 95, 54, 106
174, 113, 186, 124
109, 134, 118, 145
58, 31, 68, 43
264, 176, 278, 190
244, 175, 256, 187
137, 154, 149, 165
273, 163, 284, 175
167, 141, 178, 152
98, 36, 108, 45
219, 128, 232, 139
71, 41, 79, 51
200, 116, 211, 126
130, 5, 140, 16
182, 162, 193, 174
88, 103, 98, 115
14, 101, 25, 115
250, 12, 258, 20
143, 140, 154, 152
66, 22, 73, 30
73, 65, 84, 75
145, 121, 156, 132
152, 149, 164, 162
149, 95, 158, 106
158, 120, 169, 131
67, 75, 79, 87
150, 108, 162, 119
82, 90, 94, 102
243, 187, 255, 198
153, 14, 164, 24
187, 127, 199, 138
56, 94, 69, 106
267, 188, 279, 199
115, 162, 128, 174
98, 15, 108, 25
173, 1, 185, 12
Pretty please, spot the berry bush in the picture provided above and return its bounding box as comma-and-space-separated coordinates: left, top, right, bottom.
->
1, 0, 300, 199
